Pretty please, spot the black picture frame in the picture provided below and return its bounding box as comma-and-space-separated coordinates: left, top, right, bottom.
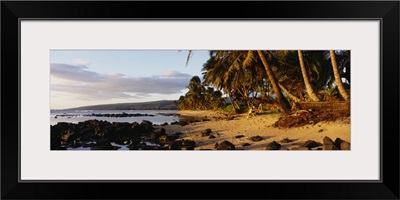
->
1, 1, 399, 199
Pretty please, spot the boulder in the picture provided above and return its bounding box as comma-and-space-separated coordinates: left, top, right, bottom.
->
334, 138, 351, 150
301, 140, 321, 149
181, 139, 196, 150
265, 141, 281, 150
235, 135, 245, 139
250, 135, 263, 142
323, 136, 338, 150
201, 129, 212, 137
169, 140, 183, 150
91, 141, 120, 150
279, 138, 293, 143
291, 146, 309, 150
242, 143, 251, 147
216, 140, 235, 150
340, 141, 351, 150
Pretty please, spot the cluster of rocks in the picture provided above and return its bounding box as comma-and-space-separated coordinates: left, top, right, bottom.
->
199, 129, 350, 150
51, 119, 195, 150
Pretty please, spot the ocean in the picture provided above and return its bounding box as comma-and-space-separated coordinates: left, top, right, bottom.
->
50, 109, 181, 126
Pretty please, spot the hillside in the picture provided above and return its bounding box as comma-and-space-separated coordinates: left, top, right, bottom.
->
63, 100, 177, 110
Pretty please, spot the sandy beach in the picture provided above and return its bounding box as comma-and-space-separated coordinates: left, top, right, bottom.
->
157, 110, 350, 150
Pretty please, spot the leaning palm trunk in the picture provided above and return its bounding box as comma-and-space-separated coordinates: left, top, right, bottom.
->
257, 50, 291, 113
298, 50, 321, 101
330, 50, 350, 101
278, 83, 302, 102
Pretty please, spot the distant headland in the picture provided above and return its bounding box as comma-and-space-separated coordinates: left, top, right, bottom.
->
55, 100, 177, 110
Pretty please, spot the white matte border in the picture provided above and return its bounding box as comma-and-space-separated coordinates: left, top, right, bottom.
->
20, 20, 380, 180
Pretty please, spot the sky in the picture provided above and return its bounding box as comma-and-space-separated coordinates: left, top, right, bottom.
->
50, 50, 210, 109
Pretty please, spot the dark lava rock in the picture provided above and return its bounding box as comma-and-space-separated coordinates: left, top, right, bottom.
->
250, 135, 263, 142
291, 146, 309, 150
160, 128, 166, 135
323, 136, 338, 150
341, 142, 351, 150
337, 139, 351, 150
159, 134, 179, 145
215, 140, 235, 150
235, 135, 245, 139
318, 129, 324, 132
91, 141, 120, 150
209, 135, 216, 139
161, 122, 169, 126
181, 139, 196, 150
265, 141, 281, 150
279, 138, 294, 143
301, 140, 321, 149
140, 145, 161, 150
334, 138, 350, 150
169, 140, 183, 150
179, 121, 189, 126
171, 121, 179, 125
201, 129, 212, 137
242, 143, 251, 147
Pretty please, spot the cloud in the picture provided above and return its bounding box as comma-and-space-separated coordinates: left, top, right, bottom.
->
50, 63, 193, 101
72, 58, 91, 66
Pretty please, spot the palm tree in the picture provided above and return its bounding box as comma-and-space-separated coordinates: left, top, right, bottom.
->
257, 50, 291, 113
330, 50, 350, 101
298, 50, 321, 101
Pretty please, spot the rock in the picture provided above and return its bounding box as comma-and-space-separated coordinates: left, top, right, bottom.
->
179, 121, 188, 126
171, 121, 179, 125
91, 141, 120, 150
181, 139, 196, 150
250, 135, 263, 142
265, 141, 281, 150
128, 143, 140, 150
161, 122, 169, 126
334, 138, 350, 150
169, 140, 183, 150
334, 138, 344, 149
340, 141, 351, 150
291, 146, 309, 150
159, 128, 166, 135
279, 138, 293, 143
201, 129, 212, 137
242, 143, 251, 147
216, 140, 235, 150
318, 129, 324, 132
301, 140, 321, 149
174, 132, 184, 137
323, 136, 338, 150
71, 141, 82, 148
235, 135, 245, 139
140, 145, 161, 150
209, 135, 216, 139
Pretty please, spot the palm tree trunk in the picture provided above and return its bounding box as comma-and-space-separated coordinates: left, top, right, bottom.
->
257, 50, 291, 113
298, 50, 321, 101
330, 50, 350, 101
278, 83, 302, 102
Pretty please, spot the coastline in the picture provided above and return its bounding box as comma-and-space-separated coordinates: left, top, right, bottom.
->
158, 110, 350, 150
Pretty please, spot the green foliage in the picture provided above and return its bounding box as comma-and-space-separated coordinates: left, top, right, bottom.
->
176, 76, 226, 110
